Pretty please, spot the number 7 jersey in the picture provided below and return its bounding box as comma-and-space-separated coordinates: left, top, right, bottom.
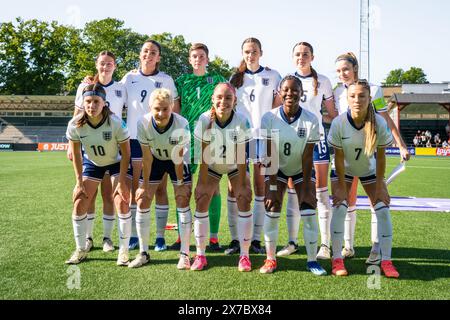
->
327, 112, 393, 177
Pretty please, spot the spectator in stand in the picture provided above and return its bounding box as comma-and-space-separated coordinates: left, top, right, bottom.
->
425, 130, 432, 140
420, 132, 427, 147
442, 140, 449, 148
426, 139, 432, 148
413, 135, 419, 147
434, 133, 441, 147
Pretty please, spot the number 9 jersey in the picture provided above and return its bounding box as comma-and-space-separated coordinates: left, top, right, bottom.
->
327, 112, 393, 177
261, 106, 320, 177
66, 114, 130, 167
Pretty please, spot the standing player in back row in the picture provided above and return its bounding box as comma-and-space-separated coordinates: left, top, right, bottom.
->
174, 43, 226, 251
229, 37, 282, 255
277, 42, 337, 259
121, 39, 180, 252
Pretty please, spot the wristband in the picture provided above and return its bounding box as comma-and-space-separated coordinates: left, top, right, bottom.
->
269, 185, 277, 191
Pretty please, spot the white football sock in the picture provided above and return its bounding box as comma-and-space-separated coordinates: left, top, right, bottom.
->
72, 214, 87, 250
316, 187, 332, 247
344, 206, 357, 249
102, 213, 115, 240
330, 201, 348, 259
118, 211, 132, 251
178, 207, 192, 256
238, 211, 253, 256
286, 189, 300, 244
130, 204, 137, 238
264, 211, 280, 260
374, 202, 393, 261
252, 196, 265, 242
301, 208, 319, 262
86, 213, 95, 239
155, 204, 169, 239
136, 208, 150, 253
370, 207, 380, 253
227, 196, 238, 241
194, 211, 209, 256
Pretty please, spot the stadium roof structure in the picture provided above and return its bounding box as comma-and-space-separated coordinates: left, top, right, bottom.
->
0, 95, 75, 111
389, 93, 450, 113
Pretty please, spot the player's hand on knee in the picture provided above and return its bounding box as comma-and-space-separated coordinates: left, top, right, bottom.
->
375, 183, 390, 206
72, 184, 87, 203
135, 186, 149, 202
332, 187, 347, 207
115, 182, 130, 204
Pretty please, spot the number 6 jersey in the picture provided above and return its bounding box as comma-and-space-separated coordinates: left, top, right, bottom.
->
327, 112, 393, 177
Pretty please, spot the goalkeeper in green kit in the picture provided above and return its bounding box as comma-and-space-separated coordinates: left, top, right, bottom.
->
172, 43, 226, 251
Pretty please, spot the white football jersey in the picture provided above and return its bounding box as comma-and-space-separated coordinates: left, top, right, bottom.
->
235, 66, 281, 132
194, 110, 252, 174
75, 81, 127, 118
292, 72, 333, 137
334, 82, 387, 115
121, 70, 179, 139
137, 113, 190, 161
261, 106, 320, 176
66, 114, 129, 167
327, 112, 393, 177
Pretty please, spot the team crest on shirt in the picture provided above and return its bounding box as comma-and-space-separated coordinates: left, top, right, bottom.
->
103, 131, 112, 141
297, 128, 306, 138
262, 78, 270, 86
155, 82, 162, 89
115, 90, 122, 98
228, 130, 239, 143
207, 77, 213, 84
169, 137, 179, 145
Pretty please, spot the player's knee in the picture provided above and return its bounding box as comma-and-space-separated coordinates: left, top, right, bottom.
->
237, 188, 252, 207
73, 198, 87, 215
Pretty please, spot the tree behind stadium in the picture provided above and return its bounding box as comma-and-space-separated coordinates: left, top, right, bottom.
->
0, 18, 233, 95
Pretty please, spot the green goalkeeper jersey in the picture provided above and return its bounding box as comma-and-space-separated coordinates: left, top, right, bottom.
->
175, 72, 226, 161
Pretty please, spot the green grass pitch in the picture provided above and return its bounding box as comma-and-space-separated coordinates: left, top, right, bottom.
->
0, 152, 449, 300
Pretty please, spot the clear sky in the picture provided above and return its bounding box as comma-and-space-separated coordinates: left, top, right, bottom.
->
2, 0, 450, 86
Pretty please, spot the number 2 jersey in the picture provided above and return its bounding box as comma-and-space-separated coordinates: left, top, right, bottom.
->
66, 114, 130, 167
137, 112, 191, 161
121, 70, 178, 139
327, 112, 393, 177
194, 110, 252, 174
261, 106, 320, 176
235, 66, 281, 131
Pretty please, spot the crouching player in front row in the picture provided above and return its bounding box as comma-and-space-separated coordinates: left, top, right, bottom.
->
259, 75, 326, 275
192, 82, 253, 271
328, 80, 399, 278
128, 88, 192, 269
65, 84, 131, 266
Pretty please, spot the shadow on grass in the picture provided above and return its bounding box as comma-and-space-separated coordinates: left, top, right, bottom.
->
183, 246, 450, 280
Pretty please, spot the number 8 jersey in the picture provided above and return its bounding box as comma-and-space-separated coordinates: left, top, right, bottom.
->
261, 106, 320, 176
66, 114, 130, 167
327, 112, 393, 177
